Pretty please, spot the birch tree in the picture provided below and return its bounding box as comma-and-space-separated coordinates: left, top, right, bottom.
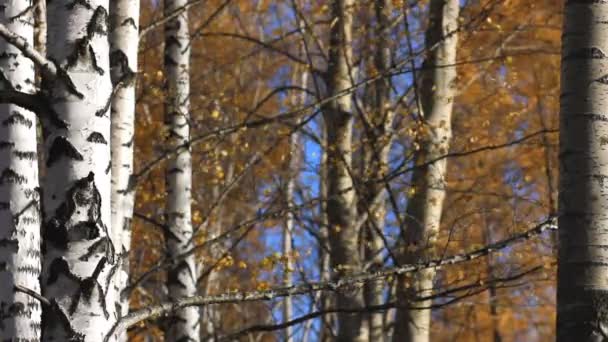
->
0, 0, 41, 340
282, 63, 307, 342
283, 127, 296, 342
163, 0, 199, 340
360, 0, 394, 340
323, 0, 367, 341
40, 0, 118, 340
109, 0, 139, 332
557, 1, 608, 340
393, 1, 459, 341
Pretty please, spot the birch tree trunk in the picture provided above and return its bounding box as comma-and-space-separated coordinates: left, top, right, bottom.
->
283, 131, 296, 342
319, 126, 335, 342
282, 61, 307, 342
201, 183, 223, 341
323, 1, 366, 341
0, 1, 41, 339
109, 0, 139, 336
361, 1, 393, 340
393, 1, 459, 341
163, 0, 199, 340
557, 1, 608, 340
41, 0, 117, 340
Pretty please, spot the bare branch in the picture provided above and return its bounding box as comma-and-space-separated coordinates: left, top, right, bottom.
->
0, 22, 56, 78
107, 217, 556, 338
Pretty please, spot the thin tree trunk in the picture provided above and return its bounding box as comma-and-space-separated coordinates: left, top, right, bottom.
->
362, 1, 394, 340
109, 0, 139, 340
393, 1, 459, 341
41, 0, 118, 340
323, 1, 366, 341
483, 223, 502, 342
283, 132, 296, 342
319, 126, 335, 342
557, 1, 608, 340
201, 104, 234, 341
282, 59, 307, 342
163, 0, 199, 340
0, 1, 41, 339
201, 184, 222, 341
33, 0, 45, 56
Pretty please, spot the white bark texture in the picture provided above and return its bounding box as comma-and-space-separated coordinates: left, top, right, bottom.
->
283, 68, 306, 342
41, 0, 117, 340
109, 0, 139, 334
163, 0, 199, 340
557, 1, 608, 340
0, 0, 41, 340
323, 1, 366, 341
283, 132, 295, 342
393, 1, 459, 341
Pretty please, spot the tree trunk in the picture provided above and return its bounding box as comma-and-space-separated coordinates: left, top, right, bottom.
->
163, 0, 199, 340
33, 0, 45, 56
109, 0, 139, 340
393, 1, 459, 342
201, 184, 223, 342
319, 126, 335, 342
483, 223, 502, 342
282, 58, 307, 342
41, 0, 118, 340
557, 1, 608, 340
323, 1, 366, 341
0, 1, 41, 340
283, 131, 296, 342
362, 0, 394, 340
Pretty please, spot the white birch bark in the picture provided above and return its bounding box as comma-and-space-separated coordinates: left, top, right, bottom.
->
40, 0, 117, 340
557, 1, 608, 340
283, 68, 307, 342
0, 1, 41, 340
323, 1, 367, 341
163, 0, 199, 340
283, 134, 295, 342
393, 1, 459, 341
109, 0, 139, 336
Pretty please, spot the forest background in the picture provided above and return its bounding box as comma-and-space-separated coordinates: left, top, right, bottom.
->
0, 0, 566, 341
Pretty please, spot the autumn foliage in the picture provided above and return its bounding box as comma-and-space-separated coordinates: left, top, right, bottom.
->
118, 0, 562, 340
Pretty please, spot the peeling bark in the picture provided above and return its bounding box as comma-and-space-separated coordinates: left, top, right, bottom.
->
163, 0, 199, 340
0, 0, 41, 340
557, 1, 608, 340
109, 1, 139, 339
41, 1, 117, 340
393, 1, 459, 342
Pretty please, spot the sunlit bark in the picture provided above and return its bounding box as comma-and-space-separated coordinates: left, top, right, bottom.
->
109, 0, 139, 340
41, 0, 117, 340
163, 0, 199, 340
557, 1, 608, 340
0, 0, 41, 339
393, 1, 460, 341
